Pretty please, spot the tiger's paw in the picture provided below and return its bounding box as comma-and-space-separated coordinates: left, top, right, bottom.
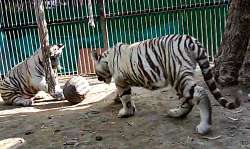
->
196, 123, 211, 135
167, 104, 193, 118
118, 106, 136, 118
34, 91, 52, 100
52, 89, 65, 100
13, 98, 33, 107
52, 93, 65, 100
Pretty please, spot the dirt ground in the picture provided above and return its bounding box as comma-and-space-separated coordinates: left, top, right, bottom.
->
1, 74, 250, 149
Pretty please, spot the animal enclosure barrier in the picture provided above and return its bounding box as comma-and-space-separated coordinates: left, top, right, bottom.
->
0, 0, 229, 78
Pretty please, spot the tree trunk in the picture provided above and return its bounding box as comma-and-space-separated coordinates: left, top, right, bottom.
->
238, 40, 250, 86
34, 0, 56, 94
213, 0, 250, 87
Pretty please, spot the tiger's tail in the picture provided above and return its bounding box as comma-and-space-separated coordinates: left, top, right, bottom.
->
195, 46, 240, 109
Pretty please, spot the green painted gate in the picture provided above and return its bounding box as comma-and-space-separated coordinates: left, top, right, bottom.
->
0, 0, 229, 76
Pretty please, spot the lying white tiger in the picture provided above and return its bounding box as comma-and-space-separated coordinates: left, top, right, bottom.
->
0, 44, 65, 106
92, 34, 240, 134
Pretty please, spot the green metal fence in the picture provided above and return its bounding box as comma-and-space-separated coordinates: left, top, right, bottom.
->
0, 0, 229, 77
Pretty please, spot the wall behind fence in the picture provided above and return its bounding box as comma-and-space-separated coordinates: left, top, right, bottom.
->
0, 0, 229, 76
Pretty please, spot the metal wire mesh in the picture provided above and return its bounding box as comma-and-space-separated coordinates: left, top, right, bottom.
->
0, 0, 229, 77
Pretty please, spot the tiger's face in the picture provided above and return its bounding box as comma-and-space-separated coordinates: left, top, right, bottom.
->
49, 44, 64, 69
92, 50, 112, 84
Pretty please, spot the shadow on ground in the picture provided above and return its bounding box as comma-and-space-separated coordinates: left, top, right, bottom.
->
0, 75, 250, 149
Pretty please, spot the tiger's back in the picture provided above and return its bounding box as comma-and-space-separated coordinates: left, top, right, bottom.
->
111, 35, 198, 90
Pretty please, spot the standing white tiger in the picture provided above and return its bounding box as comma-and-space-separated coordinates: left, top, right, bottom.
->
92, 34, 240, 134
0, 44, 65, 106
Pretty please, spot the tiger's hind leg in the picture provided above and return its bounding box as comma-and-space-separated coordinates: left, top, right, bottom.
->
167, 99, 193, 118
192, 85, 212, 135
13, 96, 33, 107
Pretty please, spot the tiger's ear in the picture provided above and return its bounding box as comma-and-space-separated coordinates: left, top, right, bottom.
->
91, 50, 99, 62
55, 44, 64, 55
57, 44, 64, 50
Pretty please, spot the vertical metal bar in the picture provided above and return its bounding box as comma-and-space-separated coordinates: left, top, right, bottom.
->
2, 0, 9, 27
84, 0, 93, 74
213, 7, 218, 56
11, 30, 20, 65
51, 0, 56, 23
218, 7, 222, 48
201, 8, 205, 45
91, 24, 99, 73
96, 21, 103, 50
74, 23, 81, 75
61, 25, 70, 75
72, 0, 76, 20
65, 24, 74, 75
24, 28, 31, 57
16, 0, 22, 26
7, 1, 14, 27
23, 0, 29, 24
4, 0, 17, 67
55, 0, 59, 21
77, 23, 86, 74
32, 28, 39, 53
79, 1, 89, 74
144, 16, 149, 39
0, 4, 7, 76
71, 23, 79, 75
135, 17, 141, 41
106, 0, 112, 48
1, 1, 13, 71
129, 18, 135, 43
76, 0, 80, 19
209, 8, 214, 61
28, 0, 33, 24
19, 29, 25, 61
7, 31, 17, 67
27, 28, 35, 57
83, 24, 91, 74
149, 15, 153, 37
98, 0, 108, 51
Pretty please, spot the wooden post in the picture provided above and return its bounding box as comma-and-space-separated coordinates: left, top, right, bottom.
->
34, 0, 56, 94
98, 0, 108, 51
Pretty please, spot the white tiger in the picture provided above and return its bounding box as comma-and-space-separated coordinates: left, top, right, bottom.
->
0, 44, 65, 106
92, 34, 240, 134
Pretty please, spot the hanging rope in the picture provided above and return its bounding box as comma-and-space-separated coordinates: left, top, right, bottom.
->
88, 0, 95, 27
34, 0, 56, 94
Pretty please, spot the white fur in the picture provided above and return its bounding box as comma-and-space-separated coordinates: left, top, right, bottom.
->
0, 44, 64, 106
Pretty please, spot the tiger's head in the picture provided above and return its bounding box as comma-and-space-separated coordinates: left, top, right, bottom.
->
91, 50, 112, 84
49, 44, 64, 69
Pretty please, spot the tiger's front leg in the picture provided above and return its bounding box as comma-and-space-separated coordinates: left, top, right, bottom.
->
112, 89, 121, 104
38, 77, 48, 92
38, 77, 64, 100
116, 86, 136, 118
